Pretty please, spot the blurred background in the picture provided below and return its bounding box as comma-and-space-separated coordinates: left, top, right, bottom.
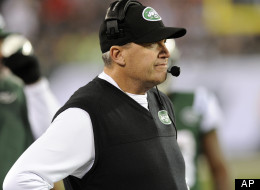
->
1, 0, 259, 188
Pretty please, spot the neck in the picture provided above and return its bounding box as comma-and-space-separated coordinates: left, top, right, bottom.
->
104, 68, 150, 95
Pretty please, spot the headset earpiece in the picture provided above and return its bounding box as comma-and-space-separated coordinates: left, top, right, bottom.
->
105, 0, 142, 39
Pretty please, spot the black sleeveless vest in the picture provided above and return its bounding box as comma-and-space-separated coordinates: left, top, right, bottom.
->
53, 78, 188, 190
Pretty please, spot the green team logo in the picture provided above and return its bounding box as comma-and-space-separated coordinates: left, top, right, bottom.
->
142, 7, 162, 21
0, 92, 17, 104
158, 110, 172, 125
181, 106, 200, 127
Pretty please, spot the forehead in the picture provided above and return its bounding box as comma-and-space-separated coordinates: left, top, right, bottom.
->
119, 39, 167, 53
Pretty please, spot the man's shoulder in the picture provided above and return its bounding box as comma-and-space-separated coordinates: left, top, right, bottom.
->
67, 78, 104, 101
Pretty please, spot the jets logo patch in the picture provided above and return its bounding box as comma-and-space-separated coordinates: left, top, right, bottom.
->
0, 91, 17, 104
158, 110, 172, 125
142, 7, 162, 21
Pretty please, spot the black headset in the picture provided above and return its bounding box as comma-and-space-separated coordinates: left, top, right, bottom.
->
105, 0, 142, 39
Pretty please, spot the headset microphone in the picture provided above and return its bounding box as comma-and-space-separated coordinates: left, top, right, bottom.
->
167, 66, 180, 77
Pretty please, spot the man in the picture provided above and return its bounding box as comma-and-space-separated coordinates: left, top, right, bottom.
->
164, 39, 231, 190
3, 1, 187, 189
0, 31, 34, 190
168, 87, 231, 190
0, 15, 63, 190
1, 34, 60, 139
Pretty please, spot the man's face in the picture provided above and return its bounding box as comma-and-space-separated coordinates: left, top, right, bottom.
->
123, 39, 170, 90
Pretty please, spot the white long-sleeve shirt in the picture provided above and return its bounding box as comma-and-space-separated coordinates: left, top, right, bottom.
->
25, 78, 60, 139
3, 72, 148, 190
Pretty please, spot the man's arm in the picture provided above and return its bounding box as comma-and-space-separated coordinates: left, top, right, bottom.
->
194, 87, 232, 190
1, 34, 60, 139
24, 78, 60, 139
202, 130, 232, 190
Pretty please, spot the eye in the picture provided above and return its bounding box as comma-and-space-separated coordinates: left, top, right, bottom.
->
139, 42, 157, 48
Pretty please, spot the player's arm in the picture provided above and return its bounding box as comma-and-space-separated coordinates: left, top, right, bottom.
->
195, 87, 232, 190
202, 130, 232, 190
1, 34, 60, 139
23, 78, 60, 139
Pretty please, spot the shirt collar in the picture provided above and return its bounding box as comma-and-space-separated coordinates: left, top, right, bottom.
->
98, 71, 148, 110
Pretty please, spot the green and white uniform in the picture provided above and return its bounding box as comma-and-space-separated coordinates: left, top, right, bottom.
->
0, 69, 34, 187
168, 87, 223, 190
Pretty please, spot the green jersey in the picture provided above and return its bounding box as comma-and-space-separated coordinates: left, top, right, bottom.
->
0, 69, 34, 188
168, 88, 222, 190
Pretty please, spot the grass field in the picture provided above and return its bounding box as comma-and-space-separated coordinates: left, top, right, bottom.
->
199, 153, 260, 190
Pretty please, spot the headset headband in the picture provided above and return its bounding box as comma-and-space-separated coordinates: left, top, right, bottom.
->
105, 0, 142, 39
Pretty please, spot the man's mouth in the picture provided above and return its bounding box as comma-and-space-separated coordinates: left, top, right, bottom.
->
155, 63, 168, 70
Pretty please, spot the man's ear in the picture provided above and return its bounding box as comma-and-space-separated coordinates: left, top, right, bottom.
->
110, 46, 125, 66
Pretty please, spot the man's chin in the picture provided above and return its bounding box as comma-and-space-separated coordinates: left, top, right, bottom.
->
154, 74, 167, 86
